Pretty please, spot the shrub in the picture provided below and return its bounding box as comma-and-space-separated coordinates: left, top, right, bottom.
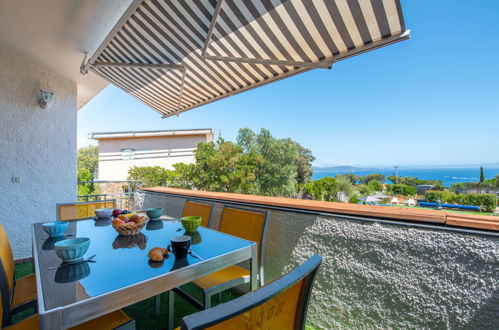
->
465, 193, 497, 212
303, 177, 339, 202
349, 195, 361, 204
425, 191, 443, 203
425, 190, 498, 212
388, 184, 417, 197
367, 180, 383, 193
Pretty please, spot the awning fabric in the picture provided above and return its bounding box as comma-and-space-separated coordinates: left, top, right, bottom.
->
82, 0, 408, 118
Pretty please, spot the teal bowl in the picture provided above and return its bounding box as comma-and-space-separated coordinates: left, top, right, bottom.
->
42, 221, 69, 237
54, 238, 90, 262
146, 208, 164, 219
54, 262, 90, 283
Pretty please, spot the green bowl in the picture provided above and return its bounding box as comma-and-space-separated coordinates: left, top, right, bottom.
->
181, 216, 202, 231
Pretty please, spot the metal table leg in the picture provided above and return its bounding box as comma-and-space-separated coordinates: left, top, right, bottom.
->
167, 290, 174, 330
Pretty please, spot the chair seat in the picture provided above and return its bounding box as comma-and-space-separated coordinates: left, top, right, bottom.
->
11, 274, 37, 308
193, 265, 249, 290
7, 310, 132, 330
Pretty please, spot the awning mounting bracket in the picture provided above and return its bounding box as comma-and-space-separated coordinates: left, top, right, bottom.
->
83, 57, 187, 118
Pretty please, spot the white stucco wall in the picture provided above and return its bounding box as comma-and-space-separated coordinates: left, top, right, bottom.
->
0, 49, 77, 258
137, 191, 499, 329
97, 135, 210, 181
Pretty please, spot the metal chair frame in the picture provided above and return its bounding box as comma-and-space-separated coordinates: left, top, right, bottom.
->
180, 254, 322, 330
181, 199, 216, 228
56, 199, 116, 220
173, 205, 270, 310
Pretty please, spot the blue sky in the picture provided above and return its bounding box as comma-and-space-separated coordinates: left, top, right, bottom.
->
78, 1, 499, 167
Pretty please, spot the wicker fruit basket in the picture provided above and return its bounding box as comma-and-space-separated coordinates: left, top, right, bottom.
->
112, 214, 148, 235
112, 221, 146, 236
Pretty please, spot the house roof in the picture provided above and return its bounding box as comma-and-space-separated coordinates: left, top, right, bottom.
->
89, 128, 214, 140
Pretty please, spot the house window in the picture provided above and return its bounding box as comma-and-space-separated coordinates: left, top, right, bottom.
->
121, 148, 135, 160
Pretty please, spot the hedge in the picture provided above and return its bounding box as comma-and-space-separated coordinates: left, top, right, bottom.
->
424, 190, 497, 212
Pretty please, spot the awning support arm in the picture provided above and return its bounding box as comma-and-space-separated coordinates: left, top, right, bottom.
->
203, 55, 332, 69
92, 62, 184, 70
201, 0, 332, 69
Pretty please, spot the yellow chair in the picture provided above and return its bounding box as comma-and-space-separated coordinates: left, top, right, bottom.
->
57, 200, 116, 221
175, 206, 269, 309
181, 200, 215, 228
180, 254, 322, 330
0, 225, 37, 325
0, 302, 134, 330
0, 227, 135, 329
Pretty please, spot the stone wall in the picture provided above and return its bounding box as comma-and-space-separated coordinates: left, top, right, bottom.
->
137, 190, 499, 329
0, 49, 77, 258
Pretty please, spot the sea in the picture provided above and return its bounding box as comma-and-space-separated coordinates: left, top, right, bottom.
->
312, 167, 499, 187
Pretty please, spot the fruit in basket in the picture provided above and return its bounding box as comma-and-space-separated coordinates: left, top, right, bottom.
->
129, 214, 146, 224
117, 214, 129, 222
112, 218, 126, 226
112, 209, 122, 217
148, 247, 168, 261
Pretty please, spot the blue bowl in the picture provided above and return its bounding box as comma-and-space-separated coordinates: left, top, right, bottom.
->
54, 238, 90, 262
42, 221, 69, 237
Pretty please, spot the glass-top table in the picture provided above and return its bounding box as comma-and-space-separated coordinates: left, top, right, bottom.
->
32, 218, 257, 329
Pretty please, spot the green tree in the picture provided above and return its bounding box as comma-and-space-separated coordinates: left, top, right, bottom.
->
387, 184, 417, 197
480, 166, 485, 183
367, 180, 383, 193
237, 128, 303, 197
190, 138, 263, 193
77, 146, 99, 176
77, 145, 99, 196
77, 168, 93, 196
295, 143, 315, 186
304, 177, 338, 201
336, 175, 354, 197
387, 175, 442, 187
358, 174, 385, 184
127, 166, 173, 187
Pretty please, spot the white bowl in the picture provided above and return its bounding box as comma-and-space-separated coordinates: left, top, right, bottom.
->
95, 208, 113, 218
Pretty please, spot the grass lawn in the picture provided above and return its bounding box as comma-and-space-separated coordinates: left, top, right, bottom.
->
14, 262, 319, 329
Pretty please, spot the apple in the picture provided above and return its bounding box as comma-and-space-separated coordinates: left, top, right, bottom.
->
112, 209, 122, 217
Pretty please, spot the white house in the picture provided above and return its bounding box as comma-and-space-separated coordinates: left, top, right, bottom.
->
90, 129, 214, 181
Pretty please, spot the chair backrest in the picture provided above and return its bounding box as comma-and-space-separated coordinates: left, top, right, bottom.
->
0, 225, 14, 294
182, 200, 214, 228
57, 200, 116, 221
181, 254, 322, 330
218, 206, 269, 282
0, 225, 13, 327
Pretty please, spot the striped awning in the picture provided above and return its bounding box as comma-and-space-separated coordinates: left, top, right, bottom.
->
81, 0, 409, 118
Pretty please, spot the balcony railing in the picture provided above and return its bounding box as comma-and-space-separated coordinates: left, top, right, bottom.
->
77, 180, 142, 210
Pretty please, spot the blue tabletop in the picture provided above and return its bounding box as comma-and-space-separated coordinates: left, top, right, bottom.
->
33, 218, 253, 311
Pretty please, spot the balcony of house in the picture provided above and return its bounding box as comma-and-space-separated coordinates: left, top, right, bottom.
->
135, 187, 499, 329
